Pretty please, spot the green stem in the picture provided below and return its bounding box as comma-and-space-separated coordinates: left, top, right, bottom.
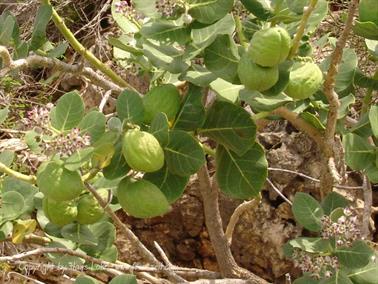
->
201, 143, 216, 157
233, 14, 248, 48
361, 69, 378, 114
0, 162, 36, 184
288, 0, 318, 59
41, 0, 137, 92
82, 168, 100, 182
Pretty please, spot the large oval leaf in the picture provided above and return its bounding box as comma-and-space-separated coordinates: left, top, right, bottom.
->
335, 241, 374, 269
164, 130, 205, 176
78, 110, 106, 143
216, 143, 268, 199
188, 0, 234, 24
292, 192, 324, 232
50, 91, 85, 131
116, 90, 144, 124
200, 101, 257, 156
343, 133, 375, 170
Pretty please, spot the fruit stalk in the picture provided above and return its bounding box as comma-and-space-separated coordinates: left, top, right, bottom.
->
288, 0, 318, 59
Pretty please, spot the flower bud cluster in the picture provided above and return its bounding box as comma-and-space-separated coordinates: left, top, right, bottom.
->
23, 103, 54, 129
292, 249, 339, 279
233, 1, 249, 21
46, 128, 91, 157
321, 207, 361, 247
155, 0, 185, 18
114, 1, 138, 19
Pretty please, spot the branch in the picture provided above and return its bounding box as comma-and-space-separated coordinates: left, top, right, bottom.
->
288, 0, 318, 59
361, 175, 372, 239
84, 183, 187, 283
0, 161, 36, 184
225, 197, 261, 245
197, 165, 269, 283
40, 0, 137, 92
0, 48, 122, 94
266, 179, 292, 206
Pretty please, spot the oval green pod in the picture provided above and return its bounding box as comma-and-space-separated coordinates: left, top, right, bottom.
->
43, 197, 78, 226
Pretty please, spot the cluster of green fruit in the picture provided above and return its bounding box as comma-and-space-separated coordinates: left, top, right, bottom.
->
115, 84, 182, 218
238, 26, 323, 100
37, 160, 106, 226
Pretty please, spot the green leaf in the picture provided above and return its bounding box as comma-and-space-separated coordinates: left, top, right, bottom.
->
143, 39, 189, 74
30, 4, 52, 51
365, 39, 378, 57
188, 0, 234, 24
0, 150, 14, 167
350, 113, 372, 137
321, 271, 353, 284
116, 90, 144, 124
353, 21, 378, 40
292, 192, 324, 232
0, 191, 25, 221
181, 64, 217, 87
366, 162, 378, 183
0, 15, 16, 45
240, 0, 273, 20
200, 101, 256, 156
78, 111, 106, 143
50, 91, 85, 131
216, 143, 268, 199
293, 275, 320, 284
348, 260, 378, 284
61, 224, 98, 246
300, 112, 326, 130
109, 274, 137, 284
262, 61, 292, 97
133, 0, 158, 18
336, 241, 374, 269
343, 133, 375, 170
111, 0, 139, 34
150, 112, 169, 146
75, 275, 100, 284
288, 237, 332, 254
0, 222, 13, 241
164, 130, 205, 176
173, 84, 206, 131
338, 94, 355, 119
103, 141, 130, 180
240, 89, 293, 112
321, 192, 349, 215
354, 69, 378, 90
210, 78, 243, 103
191, 14, 235, 48
204, 34, 239, 82
81, 222, 116, 257
145, 165, 189, 203
47, 42, 69, 58
64, 147, 94, 171
320, 48, 358, 93
369, 105, 378, 138
0, 107, 9, 125
140, 18, 191, 45
47, 241, 85, 267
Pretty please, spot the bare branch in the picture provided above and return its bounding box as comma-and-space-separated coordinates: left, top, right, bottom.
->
267, 179, 292, 206
225, 198, 261, 245
0, 46, 12, 67
361, 175, 372, 239
197, 165, 269, 283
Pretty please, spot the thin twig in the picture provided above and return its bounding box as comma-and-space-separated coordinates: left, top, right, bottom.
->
99, 90, 113, 113
225, 197, 261, 245
154, 242, 172, 267
268, 167, 363, 189
361, 175, 372, 239
267, 179, 293, 206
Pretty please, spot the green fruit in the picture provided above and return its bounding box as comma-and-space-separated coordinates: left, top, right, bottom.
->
359, 0, 378, 25
143, 84, 181, 123
122, 129, 164, 172
248, 27, 291, 67
286, 0, 309, 14
285, 62, 323, 100
37, 160, 84, 201
76, 189, 108, 224
43, 198, 77, 226
117, 178, 170, 218
238, 54, 279, 91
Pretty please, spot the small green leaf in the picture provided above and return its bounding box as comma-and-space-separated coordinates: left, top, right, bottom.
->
200, 101, 256, 156
336, 241, 374, 269
30, 4, 52, 51
338, 94, 355, 119
240, 0, 272, 20
150, 112, 169, 146
103, 141, 130, 180
116, 90, 144, 124
0, 15, 16, 45
111, 0, 139, 34
210, 78, 243, 103
81, 222, 116, 257
75, 275, 100, 284
144, 166, 189, 203
343, 133, 375, 170
293, 275, 320, 284
292, 192, 324, 232
353, 21, 378, 40
321, 192, 349, 215
61, 224, 98, 246
216, 143, 268, 199
288, 237, 332, 254
354, 69, 378, 90
173, 84, 206, 131
0, 107, 9, 125
262, 61, 292, 97
78, 111, 106, 143
369, 105, 378, 138
0, 150, 14, 167
181, 64, 217, 87
240, 89, 293, 112
188, 0, 234, 24
300, 112, 326, 130
164, 130, 205, 176
109, 274, 137, 284
64, 147, 94, 171
50, 91, 85, 131
133, 0, 159, 18
0, 191, 25, 221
